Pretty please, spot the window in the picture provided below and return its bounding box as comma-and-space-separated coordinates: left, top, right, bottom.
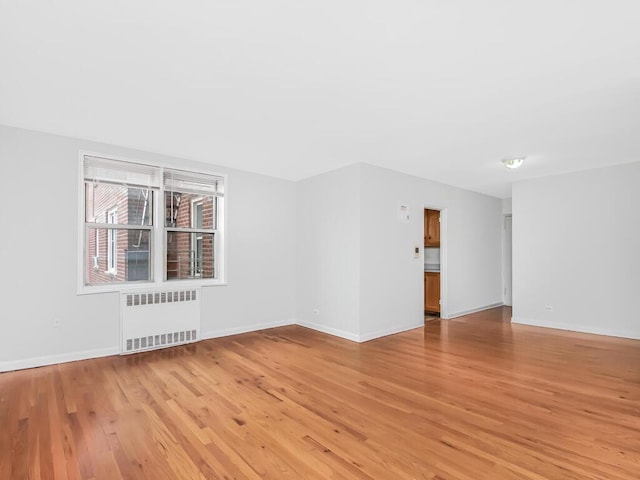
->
81, 155, 225, 290
164, 170, 221, 281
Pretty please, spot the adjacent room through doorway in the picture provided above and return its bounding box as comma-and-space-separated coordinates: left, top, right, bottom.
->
424, 208, 441, 322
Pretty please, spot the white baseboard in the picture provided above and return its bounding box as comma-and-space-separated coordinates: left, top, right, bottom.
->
297, 320, 423, 343
0, 346, 120, 373
201, 318, 295, 340
8, 306, 537, 373
445, 302, 504, 319
295, 320, 360, 343
1, 320, 297, 372
358, 322, 424, 343
512, 317, 640, 340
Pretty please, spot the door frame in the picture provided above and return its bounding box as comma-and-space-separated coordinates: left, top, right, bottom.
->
502, 214, 513, 307
423, 206, 448, 319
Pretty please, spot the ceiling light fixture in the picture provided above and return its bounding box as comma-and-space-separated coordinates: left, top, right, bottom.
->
502, 157, 525, 169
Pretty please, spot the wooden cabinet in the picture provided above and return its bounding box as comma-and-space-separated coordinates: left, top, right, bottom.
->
424, 209, 440, 246
424, 272, 440, 313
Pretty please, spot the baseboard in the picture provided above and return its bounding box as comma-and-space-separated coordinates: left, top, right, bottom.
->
201, 318, 296, 340
295, 320, 360, 343
358, 322, 424, 343
2, 320, 297, 372
512, 317, 640, 340
445, 302, 504, 319
0, 346, 121, 373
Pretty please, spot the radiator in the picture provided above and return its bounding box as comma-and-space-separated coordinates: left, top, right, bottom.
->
120, 288, 201, 354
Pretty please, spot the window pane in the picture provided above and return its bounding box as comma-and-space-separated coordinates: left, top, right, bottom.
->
85, 183, 153, 226
194, 202, 203, 229
165, 191, 215, 229
86, 228, 151, 285
166, 232, 215, 280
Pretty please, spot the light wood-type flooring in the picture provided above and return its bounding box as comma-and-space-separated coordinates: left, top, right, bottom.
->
1, 307, 639, 479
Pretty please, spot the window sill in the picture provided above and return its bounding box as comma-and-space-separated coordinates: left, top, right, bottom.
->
77, 279, 228, 296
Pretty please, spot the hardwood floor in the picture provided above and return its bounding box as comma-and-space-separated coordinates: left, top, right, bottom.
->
1, 307, 639, 479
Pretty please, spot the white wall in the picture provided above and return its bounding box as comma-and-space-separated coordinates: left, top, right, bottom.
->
0, 125, 507, 371
201, 167, 297, 339
358, 165, 425, 340
443, 187, 504, 317
502, 198, 512, 215
296, 164, 361, 341
512, 162, 640, 339
358, 164, 504, 340
0, 125, 297, 371
295, 163, 504, 342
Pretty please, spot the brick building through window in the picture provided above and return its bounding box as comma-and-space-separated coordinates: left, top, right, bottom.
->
82, 155, 223, 289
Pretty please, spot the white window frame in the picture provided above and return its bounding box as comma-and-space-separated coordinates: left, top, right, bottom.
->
77, 151, 227, 294
95, 227, 99, 259
106, 208, 118, 274
90, 218, 100, 270
191, 198, 204, 278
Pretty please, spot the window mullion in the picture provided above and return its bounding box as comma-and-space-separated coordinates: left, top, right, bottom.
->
165, 227, 217, 235
87, 223, 153, 231
153, 188, 164, 284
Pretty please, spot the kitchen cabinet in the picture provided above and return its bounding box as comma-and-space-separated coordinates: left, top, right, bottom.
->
424, 272, 440, 313
424, 209, 440, 246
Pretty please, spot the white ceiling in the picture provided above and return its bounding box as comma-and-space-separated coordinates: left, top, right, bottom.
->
1, 1, 639, 198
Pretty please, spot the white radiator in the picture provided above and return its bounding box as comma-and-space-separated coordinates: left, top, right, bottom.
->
120, 288, 201, 354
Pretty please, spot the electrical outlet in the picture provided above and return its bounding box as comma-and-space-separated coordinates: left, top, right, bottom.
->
52, 318, 61, 328
544, 306, 553, 312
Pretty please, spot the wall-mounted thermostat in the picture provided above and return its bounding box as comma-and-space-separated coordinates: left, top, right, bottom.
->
399, 204, 410, 223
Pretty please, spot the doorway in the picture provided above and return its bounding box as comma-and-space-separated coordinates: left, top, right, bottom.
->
424, 207, 446, 321
502, 215, 513, 306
